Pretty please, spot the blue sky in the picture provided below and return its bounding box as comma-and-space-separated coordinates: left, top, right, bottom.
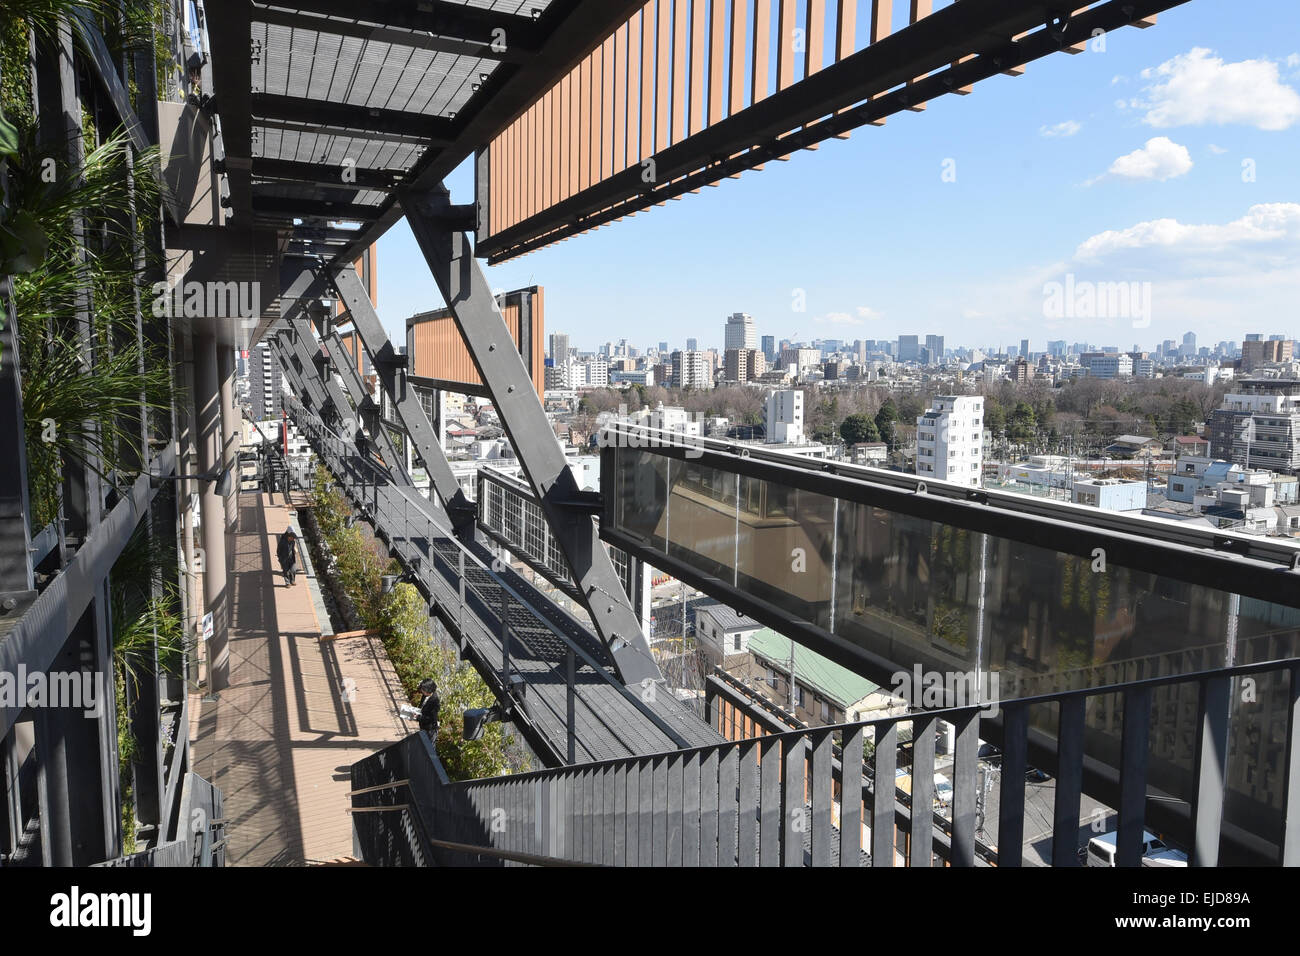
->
375, 0, 1300, 354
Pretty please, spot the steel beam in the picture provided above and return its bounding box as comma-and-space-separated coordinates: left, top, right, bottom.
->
254, 158, 408, 191
328, 265, 477, 535
250, 94, 456, 145
322, 330, 410, 484
251, 5, 531, 62
260, 0, 544, 49
402, 185, 659, 686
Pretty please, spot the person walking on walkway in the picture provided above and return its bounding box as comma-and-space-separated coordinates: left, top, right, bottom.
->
417, 678, 440, 742
277, 526, 299, 585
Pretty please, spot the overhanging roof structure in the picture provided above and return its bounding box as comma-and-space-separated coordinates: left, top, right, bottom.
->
205, 0, 1190, 345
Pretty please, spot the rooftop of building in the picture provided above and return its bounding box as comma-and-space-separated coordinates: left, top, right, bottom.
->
748, 629, 883, 710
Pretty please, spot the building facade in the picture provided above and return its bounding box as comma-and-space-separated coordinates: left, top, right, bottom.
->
916, 395, 984, 487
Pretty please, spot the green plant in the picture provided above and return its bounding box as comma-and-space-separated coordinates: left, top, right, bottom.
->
310, 464, 526, 780
6, 126, 169, 526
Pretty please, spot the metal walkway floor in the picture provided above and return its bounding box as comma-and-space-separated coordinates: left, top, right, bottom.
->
299, 411, 722, 764
190, 492, 410, 865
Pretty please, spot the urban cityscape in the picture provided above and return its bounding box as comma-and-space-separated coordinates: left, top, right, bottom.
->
0, 0, 1295, 928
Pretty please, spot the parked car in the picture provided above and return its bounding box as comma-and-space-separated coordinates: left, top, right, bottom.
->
895, 768, 953, 810
1084, 830, 1188, 867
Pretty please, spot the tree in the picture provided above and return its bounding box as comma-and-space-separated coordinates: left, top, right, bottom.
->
1008, 401, 1037, 444
840, 413, 880, 445
875, 399, 899, 450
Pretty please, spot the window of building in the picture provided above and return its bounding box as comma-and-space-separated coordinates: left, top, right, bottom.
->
733, 633, 741, 651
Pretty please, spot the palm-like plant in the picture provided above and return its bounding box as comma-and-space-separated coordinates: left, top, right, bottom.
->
9, 128, 169, 525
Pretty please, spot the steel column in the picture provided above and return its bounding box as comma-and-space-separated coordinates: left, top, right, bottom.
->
322, 331, 410, 484
217, 344, 239, 529
327, 265, 476, 534
403, 185, 659, 685
194, 328, 230, 691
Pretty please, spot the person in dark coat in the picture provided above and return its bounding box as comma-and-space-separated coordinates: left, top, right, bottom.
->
417, 678, 440, 740
277, 527, 299, 584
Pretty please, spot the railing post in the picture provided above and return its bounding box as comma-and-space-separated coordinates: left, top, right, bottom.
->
501, 588, 511, 691
566, 647, 577, 765
1190, 675, 1230, 866
458, 549, 466, 635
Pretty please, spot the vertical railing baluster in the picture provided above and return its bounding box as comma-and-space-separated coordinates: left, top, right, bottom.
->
1117, 686, 1153, 867
737, 741, 758, 866
652, 755, 669, 866
638, 758, 654, 867
840, 724, 864, 867
997, 703, 1029, 867
872, 721, 897, 867
667, 753, 684, 867
1052, 696, 1086, 866
782, 734, 807, 866
910, 714, 935, 867
1190, 675, 1231, 866
760, 736, 781, 866
720, 745, 739, 866
683, 752, 701, 866
807, 730, 830, 866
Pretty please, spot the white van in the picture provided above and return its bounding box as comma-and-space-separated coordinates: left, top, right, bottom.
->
1085, 830, 1187, 867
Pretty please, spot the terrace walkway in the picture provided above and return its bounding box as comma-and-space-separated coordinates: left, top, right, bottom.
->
189, 492, 408, 865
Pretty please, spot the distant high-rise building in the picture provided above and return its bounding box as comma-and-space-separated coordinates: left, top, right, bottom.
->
658, 341, 668, 354
925, 335, 945, 364
1181, 331, 1197, 358
549, 333, 570, 366
248, 342, 283, 420
1208, 379, 1300, 473
686, 337, 698, 351
916, 395, 984, 488
671, 350, 713, 390
761, 334, 776, 363
898, 335, 920, 362
1021, 338, 1031, 360
1047, 340, 1067, 357
1242, 336, 1294, 371
724, 348, 765, 383
724, 312, 757, 351
766, 389, 804, 444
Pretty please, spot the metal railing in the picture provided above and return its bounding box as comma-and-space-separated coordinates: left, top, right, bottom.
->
289, 397, 699, 764
351, 656, 1300, 867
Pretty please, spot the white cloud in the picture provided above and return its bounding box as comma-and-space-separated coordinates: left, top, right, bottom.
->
1287, 53, 1300, 69
1207, 143, 1228, 154
1111, 74, 1127, 85
1074, 202, 1300, 262
1090, 136, 1193, 184
1137, 48, 1300, 130
1040, 120, 1082, 138
856, 306, 883, 320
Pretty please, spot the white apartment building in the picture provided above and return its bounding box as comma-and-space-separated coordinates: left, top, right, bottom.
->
671, 350, 714, 389
916, 395, 984, 488
766, 389, 804, 444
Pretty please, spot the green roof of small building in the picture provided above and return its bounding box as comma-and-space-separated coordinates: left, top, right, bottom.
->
747, 628, 881, 709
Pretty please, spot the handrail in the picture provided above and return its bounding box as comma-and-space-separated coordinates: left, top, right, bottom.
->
441, 654, 1300, 790
293, 397, 695, 751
